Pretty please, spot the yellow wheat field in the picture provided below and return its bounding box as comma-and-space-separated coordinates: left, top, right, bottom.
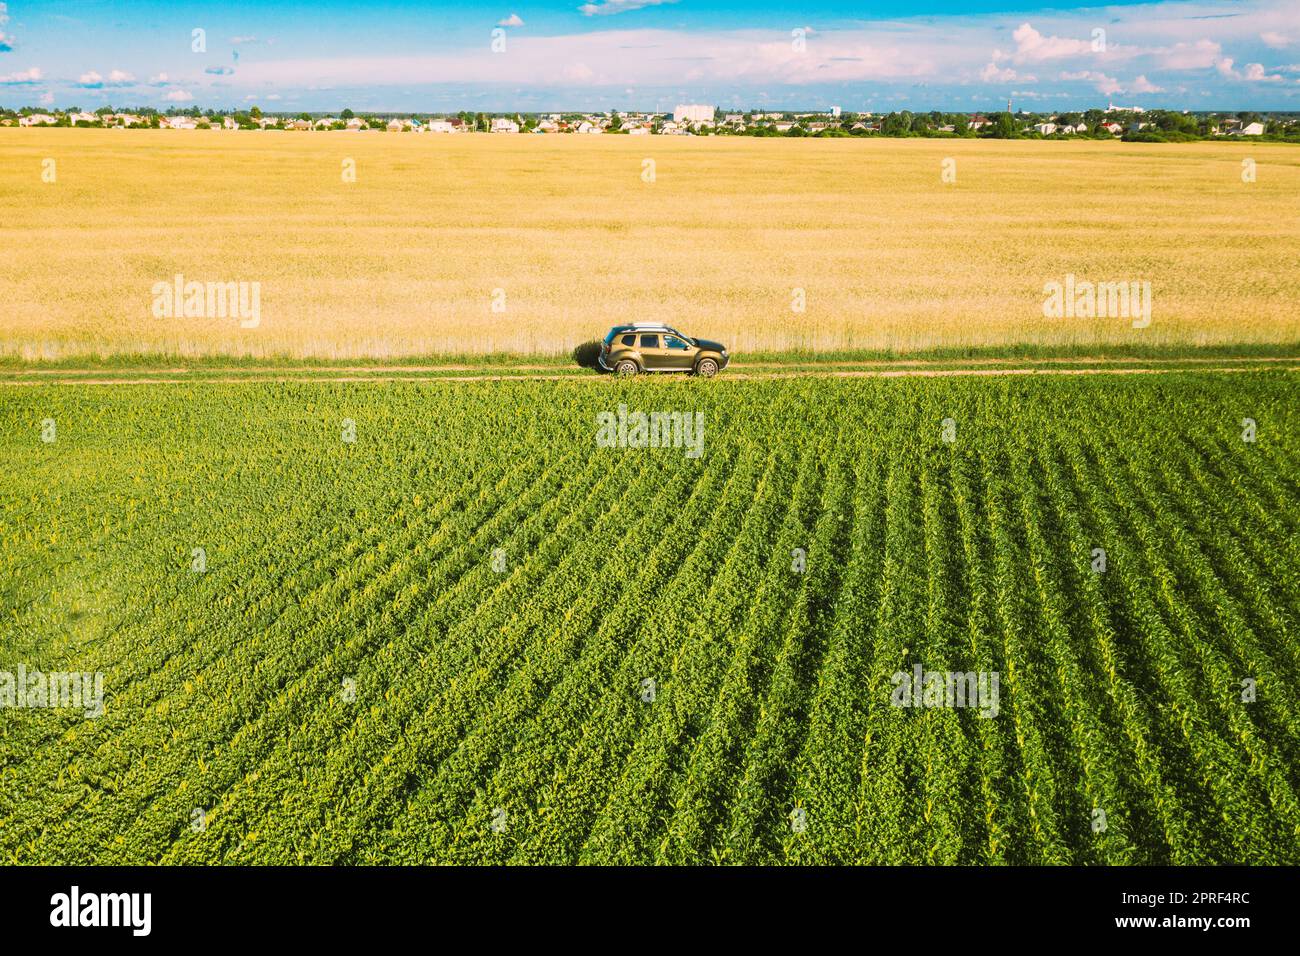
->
1, 128, 1297, 360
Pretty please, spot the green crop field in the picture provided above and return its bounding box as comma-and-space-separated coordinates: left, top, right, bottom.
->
1, 372, 1297, 864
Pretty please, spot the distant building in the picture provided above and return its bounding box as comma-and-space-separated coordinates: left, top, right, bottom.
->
673, 103, 714, 124
490, 117, 520, 133
830, 105, 841, 118
1231, 121, 1266, 136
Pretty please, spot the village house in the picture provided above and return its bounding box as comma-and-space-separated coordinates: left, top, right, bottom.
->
385, 119, 403, 132
19, 113, 56, 126
673, 103, 714, 125
490, 117, 520, 133
1230, 121, 1266, 136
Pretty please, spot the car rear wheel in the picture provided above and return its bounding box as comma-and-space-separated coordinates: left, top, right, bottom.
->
615, 360, 639, 377
695, 358, 719, 378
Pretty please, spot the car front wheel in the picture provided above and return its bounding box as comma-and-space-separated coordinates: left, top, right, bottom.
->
695, 358, 719, 378
615, 360, 639, 377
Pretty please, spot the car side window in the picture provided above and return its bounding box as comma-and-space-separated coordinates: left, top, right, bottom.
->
639, 334, 659, 349
664, 336, 689, 350
621, 334, 636, 346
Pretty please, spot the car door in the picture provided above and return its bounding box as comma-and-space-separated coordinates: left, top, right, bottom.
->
638, 333, 667, 370
661, 334, 697, 371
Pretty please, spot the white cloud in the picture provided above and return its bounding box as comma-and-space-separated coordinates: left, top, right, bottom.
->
1244, 61, 1284, 81
1004, 22, 1095, 63
579, 0, 677, 16
1130, 74, 1165, 93
1154, 40, 1221, 70
236, 27, 940, 88
39, 90, 54, 104
0, 65, 41, 84
107, 69, 135, 84
980, 62, 1035, 83
1215, 58, 1284, 82
0, 2, 14, 52
1260, 32, 1291, 49
77, 70, 103, 87
163, 88, 193, 101
148, 72, 169, 85
1060, 70, 1123, 95
497, 14, 524, 28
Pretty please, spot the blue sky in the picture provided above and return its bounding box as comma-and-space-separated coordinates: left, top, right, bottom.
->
1, 0, 1297, 110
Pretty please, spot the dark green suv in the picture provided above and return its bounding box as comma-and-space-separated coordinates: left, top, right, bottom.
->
598, 324, 730, 377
